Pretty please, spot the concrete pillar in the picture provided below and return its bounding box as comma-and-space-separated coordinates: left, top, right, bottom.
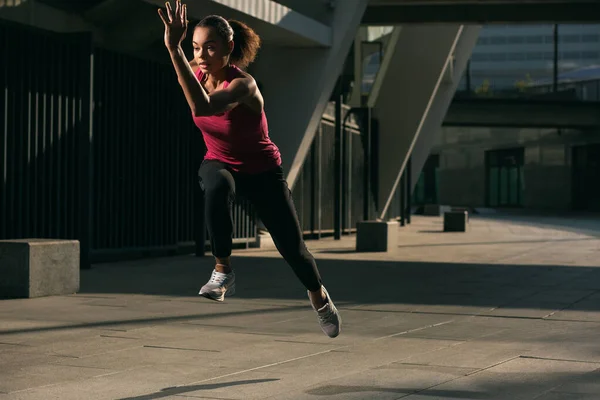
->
410, 26, 481, 194
370, 24, 480, 219
251, 0, 369, 189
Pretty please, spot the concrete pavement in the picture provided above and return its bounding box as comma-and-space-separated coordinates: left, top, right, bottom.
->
1, 214, 600, 399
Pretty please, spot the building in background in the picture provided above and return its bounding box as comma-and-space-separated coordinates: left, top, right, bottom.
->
460, 24, 600, 93
414, 24, 600, 212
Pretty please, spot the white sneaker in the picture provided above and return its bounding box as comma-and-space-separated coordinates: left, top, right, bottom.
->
199, 269, 236, 302
309, 286, 341, 338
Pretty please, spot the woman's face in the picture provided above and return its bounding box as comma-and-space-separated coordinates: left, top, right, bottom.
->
193, 26, 232, 74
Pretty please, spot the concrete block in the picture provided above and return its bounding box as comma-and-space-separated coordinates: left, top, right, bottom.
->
356, 220, 399, 252
443, 211, 468, 232
0, 239, 80, 299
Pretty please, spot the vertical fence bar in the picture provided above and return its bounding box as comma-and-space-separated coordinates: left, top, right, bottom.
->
333, 80, 343, 240
309, 137, 317, 235
406, 156, 412, 224
346, 124, 353, 234
40, 32, 49, 238
79, 36, 93, 269
363, 107, 371, 221
553, 24, 559, 93
23, 31, 33, 240
400, 170, 406, 226
13, 32, 24, 239
0, 25, 5, 239
317, 124, 323, 239
0, 25, 7, 239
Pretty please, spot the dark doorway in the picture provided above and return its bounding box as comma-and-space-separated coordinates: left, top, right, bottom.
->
412, 154, 439, 205
486, 148, 524, 207
572, 144, 600, 211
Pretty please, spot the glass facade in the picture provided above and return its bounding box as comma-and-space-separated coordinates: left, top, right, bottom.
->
459, 24, 600, 100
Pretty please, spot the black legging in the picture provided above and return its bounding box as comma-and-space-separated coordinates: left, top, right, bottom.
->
198, 160, 322, 292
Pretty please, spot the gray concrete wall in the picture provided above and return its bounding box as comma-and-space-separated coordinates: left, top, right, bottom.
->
438, 147, 486, 207
433, 126, 600, 210
523, 144, 571, 210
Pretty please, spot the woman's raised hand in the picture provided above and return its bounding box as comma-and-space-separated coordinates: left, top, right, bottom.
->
158, 0, 188, 50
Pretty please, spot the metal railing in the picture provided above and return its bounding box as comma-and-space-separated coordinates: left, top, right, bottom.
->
0, 21, 257, 267
0, 22, 92, 250
292, 105, 377, 237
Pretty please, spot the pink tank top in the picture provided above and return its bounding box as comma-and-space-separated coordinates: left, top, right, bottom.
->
192, 65, 282, 174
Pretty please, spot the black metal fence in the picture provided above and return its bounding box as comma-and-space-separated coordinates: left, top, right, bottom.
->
1, 20, 377, 267
292, 105, 377, 237
0, 23, 93, 259
0, 21, 256, 267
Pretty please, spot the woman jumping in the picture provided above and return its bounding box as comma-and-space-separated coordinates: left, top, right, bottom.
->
158, 0, 341, 338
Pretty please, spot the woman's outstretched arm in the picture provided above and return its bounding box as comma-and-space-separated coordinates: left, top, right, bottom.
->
158, 0, 255, 116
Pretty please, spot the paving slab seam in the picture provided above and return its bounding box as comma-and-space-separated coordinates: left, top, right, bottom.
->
340, 307, 600, 325
0, 342, 31, 347
388, 355, 524, 400
273, 339, 349, 346
464, 355, 528, 377
471, 313, 600, 323
99, 334, 142, 340
0, 304, 307, 336
543, 290, 600, 319
345, 307, 493, 317
529, 367, 600, 400
7, 365, 151, 395
58, 364, 114, 371
373, 320, 456, 341
84, 304, 128, 308
37, 342, 161, 364
143, 345, 220, 353
487, 241, 558, 264
396, 326, 509, 365
489, 287, 551, 311
519, 355, 600, 365
171, 348, 340, 389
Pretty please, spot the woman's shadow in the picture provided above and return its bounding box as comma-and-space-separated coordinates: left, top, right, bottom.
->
119, 378, 279, 400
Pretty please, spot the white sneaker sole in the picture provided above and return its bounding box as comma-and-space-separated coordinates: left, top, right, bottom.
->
199, 283, 236, 302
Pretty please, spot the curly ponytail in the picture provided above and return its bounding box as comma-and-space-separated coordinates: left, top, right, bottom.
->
196, 16, 261, 70
228, 20, 261, 70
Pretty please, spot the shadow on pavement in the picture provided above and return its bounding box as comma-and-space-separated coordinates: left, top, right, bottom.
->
79, 255, 600, 311
118, 378, 279, 400
305, 384, 486, 398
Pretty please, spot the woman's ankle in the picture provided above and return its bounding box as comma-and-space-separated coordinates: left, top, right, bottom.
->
308, 286, 327, 309
215, 257, 232, 274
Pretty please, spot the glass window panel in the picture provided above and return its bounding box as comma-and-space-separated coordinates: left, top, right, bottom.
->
509, 167, 519, 205
500, 167, 508, 205
489, 167, 499, 207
